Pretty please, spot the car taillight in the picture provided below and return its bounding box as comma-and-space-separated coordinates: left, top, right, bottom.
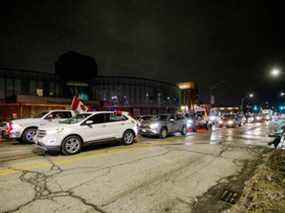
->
6, 122, 13, 136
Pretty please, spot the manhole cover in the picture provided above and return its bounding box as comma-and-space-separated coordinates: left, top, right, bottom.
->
220, 190, 240, 204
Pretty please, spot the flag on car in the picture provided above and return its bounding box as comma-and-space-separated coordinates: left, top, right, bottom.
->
71, 96, 88, 113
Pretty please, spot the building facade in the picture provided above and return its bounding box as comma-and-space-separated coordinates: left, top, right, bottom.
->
177, 81, 198, 112
0, 68, 180, 118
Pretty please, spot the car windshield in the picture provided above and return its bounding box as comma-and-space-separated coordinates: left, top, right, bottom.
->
140, 116, 153, 121
223, 115, 235, 120
32, 111, 49, 118
154, 115, 169, 121
60, 113, 91, 124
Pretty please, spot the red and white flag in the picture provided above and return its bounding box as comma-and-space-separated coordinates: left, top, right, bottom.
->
71, 96, 88, 113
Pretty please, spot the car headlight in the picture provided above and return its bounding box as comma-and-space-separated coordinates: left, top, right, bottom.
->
218, 120, 223, 124
149, 123, 159, 129
187, 119, 193, 127
227, 120, 234, 125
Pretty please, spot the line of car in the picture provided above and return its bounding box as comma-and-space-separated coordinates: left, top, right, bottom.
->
1, 109, 252, 155
1, 110, 199, 155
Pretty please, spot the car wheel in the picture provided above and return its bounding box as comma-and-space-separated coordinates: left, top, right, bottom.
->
61, 135, 82, 155
122, 130, 135, 145
22, 127, 37, 143
181, 125, 187, 136
160, 128, 168, 139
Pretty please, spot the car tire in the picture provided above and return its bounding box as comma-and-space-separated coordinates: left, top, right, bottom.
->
21, 127, 37, 143
160, 128, 168, 139
61, 135, 82, 155
181, 125, 187, 136
122, 130, 135, 145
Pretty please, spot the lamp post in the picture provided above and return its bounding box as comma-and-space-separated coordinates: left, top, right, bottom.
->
209, 81, 226, 106
241, 93, 254, 112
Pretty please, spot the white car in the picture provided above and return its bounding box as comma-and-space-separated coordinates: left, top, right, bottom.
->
34, 111, 138, 155
6, 110, 75, 143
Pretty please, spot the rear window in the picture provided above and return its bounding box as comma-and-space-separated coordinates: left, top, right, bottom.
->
109, 113, 128, 122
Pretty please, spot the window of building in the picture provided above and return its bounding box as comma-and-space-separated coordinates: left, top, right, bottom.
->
21, 79, 30, 95
30, 80, 36, 95
6, 78, 14, 97
0, 78, 4, 99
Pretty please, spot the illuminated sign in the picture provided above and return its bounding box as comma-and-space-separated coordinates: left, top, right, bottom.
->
177, 82, 195, 90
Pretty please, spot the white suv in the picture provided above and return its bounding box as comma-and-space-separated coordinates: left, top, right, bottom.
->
6, 110, 75, 143
34, 111, 138, 155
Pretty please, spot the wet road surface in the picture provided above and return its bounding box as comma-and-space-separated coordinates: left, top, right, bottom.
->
0, 124, 272, 213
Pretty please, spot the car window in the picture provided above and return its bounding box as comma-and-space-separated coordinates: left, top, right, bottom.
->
50, 111, 72, 119
176, 114, 184, 120
155, 115, 169, 120
109, 113, 128, 122
86, 113, 108, 124
60, 113, 91, 124
33, 111, 49, 118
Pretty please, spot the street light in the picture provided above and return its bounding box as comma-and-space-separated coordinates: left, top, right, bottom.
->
270, 68, 282, 78
241, 93, 254, 112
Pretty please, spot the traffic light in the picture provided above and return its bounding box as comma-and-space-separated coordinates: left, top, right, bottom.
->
253, 105, 259, 112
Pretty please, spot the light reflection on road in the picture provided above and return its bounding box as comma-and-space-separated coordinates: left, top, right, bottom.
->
208, 123, 271, 146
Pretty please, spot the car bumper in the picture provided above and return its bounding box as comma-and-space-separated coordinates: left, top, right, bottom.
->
34, 142, 61, 152
6, 130, 21, 139
139, 128, 159, 136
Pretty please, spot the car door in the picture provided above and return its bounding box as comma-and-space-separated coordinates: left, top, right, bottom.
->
168, 114, 177, 133
80, 113, 110, 142
175, 114, 184, 131
107, 112, 129, 138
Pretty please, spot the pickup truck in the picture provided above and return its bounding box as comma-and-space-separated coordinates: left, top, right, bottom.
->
6, 110, 76, 143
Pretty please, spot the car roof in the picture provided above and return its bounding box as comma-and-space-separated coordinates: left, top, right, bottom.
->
88, 111, 128, 115
49, 109, 72, 112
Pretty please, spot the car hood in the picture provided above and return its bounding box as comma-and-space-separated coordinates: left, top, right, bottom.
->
12, 118, 62, 127
12, 118, 43, 126
141, 120, 158, 126
37, 122, 74, 131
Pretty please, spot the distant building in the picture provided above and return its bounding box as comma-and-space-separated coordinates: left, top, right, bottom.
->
0, 67, 180, 119
177, 81, 198, 112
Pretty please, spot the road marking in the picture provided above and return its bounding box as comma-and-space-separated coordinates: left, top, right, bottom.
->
0, 139, 187, 177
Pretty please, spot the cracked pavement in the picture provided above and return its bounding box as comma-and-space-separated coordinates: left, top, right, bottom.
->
0, 124, 272, 213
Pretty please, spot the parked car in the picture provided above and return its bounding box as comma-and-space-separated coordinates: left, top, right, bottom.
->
34, 111, 138, 155
6, 110, 76, 143
0, 122, 7, 138
184, 113, 197, 132
137, 115, 154, 127
217, 114, 242, 128
139, 114, 188, 138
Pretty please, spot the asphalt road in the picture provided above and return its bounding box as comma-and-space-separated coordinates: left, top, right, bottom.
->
0, 124, 272, 213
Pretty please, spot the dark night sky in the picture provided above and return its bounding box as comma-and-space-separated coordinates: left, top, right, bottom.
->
1, 0, 285, 105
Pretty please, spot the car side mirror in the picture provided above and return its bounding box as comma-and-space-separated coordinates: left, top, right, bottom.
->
85, 120, 94, 126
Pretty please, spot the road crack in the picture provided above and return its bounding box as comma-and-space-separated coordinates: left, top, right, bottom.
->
3, 156, 107, 213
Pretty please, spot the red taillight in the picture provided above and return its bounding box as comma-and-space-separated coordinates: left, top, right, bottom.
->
6, 122, 13, 136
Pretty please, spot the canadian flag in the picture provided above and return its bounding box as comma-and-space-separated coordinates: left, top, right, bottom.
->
71, 96, 88, 113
